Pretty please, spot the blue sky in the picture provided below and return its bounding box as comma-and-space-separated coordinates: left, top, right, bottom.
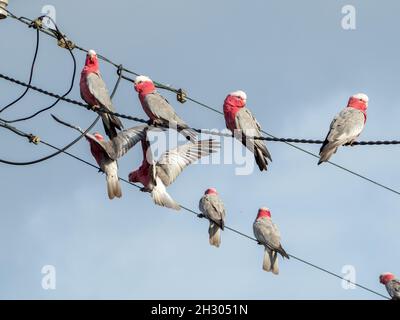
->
0, 0, 399, 299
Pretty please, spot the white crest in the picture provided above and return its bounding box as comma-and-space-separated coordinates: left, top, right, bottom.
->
352, 93, 369, 102
229, 90, 247, 101
88, 49, 97, 56
135, 75, 153, 84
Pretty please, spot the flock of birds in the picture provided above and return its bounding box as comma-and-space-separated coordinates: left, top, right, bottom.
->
51, 49, 398, 299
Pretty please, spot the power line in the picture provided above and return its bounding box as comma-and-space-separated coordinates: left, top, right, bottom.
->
0, 120, 389, 300
3, 8, 400, 199
0, 9, 393, 299
2, 71, 400, 198
1, 71, 400, 146
0, 13, 127, 166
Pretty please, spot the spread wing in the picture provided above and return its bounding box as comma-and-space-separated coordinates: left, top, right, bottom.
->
156, 139, 220, 186
104, 125, 152, 160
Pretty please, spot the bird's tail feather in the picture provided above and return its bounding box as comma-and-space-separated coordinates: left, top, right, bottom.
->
255, 148, 268, 171
102, 114, 123, 139
271, 251, 279, 275
106, 173, 122, 200
263, 248, 272, 272
318, 142, 339, 165
151, 179, 180, 211
208, 222, 221, 248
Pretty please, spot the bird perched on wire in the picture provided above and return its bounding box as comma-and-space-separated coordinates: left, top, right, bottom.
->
199, 188, 226, 248
318, 93, 368, 164
379, 272, 400, 300
223, 90, 272, 171
253, 207, 289, 274
133, 75, 197, 142
80, 49, 123, 139
52, 115, 149, 200
129, 136, 220, 210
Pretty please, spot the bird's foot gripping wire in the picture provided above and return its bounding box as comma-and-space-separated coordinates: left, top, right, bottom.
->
140, 187, 150, 193
197, 213, 205, 219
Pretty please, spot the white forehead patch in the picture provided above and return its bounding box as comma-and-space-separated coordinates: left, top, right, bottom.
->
259, 207, 270, 211
88, 49, 97, 56
353, 93, 369, 102
230, 90, 247, 100
135, 75, 153, 84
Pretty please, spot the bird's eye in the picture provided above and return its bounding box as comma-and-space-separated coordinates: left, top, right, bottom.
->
359, 99, 363, 101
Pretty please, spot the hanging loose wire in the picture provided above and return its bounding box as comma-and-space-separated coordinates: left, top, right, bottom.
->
1, 16, 77, 124
0, 65, 124, 166
1, 71, 400, 197
0, 8, 393, 300
0, 28, 40, 114
0, 119, 390, 300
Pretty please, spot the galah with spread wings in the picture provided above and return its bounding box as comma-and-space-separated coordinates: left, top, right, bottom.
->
52, 115, 148, 200
223, 90, 272, 171
134, 75, 197, 142
80, 49, 123, 139
318, 93, 368, 164
129, 137, 220, 210
253, 207, 289, 275
380, 273, 400, 300
199, 188, 226, 248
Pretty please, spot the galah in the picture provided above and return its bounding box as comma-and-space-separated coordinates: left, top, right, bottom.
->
51, 115, 148, 200
199, 188, 226, 248
253, 207, 289, 275
318, 93, 368, 164
80, 49, 123, 139
379, 273, 400, 300
129, 137, 220, 210
223, 90, 272, 171
134, 75, 197, 142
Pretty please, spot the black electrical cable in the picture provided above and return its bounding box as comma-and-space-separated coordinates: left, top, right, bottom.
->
0, 28, 40, 114
0, 119, 390, 300
2, 16, 76, 123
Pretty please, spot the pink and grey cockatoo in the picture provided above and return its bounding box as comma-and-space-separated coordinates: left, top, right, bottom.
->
318, 93, 368, 164
380, 273, 400, 300
129, 137, 220, 210
253, 207, 289, 275
223, 90, 272, 171
80, 49, 123, 139
134, 75, 197, 142
199, 188, 226, 248
51, 115, 148, 200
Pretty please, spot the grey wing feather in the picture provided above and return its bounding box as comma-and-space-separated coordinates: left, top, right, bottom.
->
235, 108, 272, 162
156, 139, 220, 186
86, 73, 115, 111
145, 93, 186, 124
253, 218, 282, 250
324, 108, 365, 145
199, 194, 226, 227
105, 124, 150, 160
389, 279, 400, 299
